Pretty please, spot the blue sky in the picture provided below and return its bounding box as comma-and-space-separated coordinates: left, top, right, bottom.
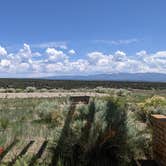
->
0, 0, 166, 77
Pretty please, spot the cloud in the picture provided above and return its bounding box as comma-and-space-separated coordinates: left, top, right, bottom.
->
0, 43, 166, 77
18, 43, 32, 58
68, 59, 89, 72
0, 46, 7, 56
113, 51, 127, 61
136, 50, 147, 57
87, 50, 166, 74
94, 38, 139, 45
88, 52, 109, 65
68, 49, 76, 55
46, 63, 65, 73
32, 42, 67, 49
111, 39, 138, 45
46, 48, 67, 62
0, 59, 11, 67
153, 51, 166, 59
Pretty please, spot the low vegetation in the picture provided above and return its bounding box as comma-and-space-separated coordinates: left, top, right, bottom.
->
0, 78, 166, 90
0, 88, 165, 165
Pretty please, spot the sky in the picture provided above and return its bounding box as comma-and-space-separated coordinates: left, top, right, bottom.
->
0, 0, 166, 77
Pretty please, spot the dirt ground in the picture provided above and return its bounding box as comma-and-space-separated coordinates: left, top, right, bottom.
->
0, 92, 109, 99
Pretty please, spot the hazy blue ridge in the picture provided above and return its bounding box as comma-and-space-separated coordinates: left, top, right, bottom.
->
42, 73, 166, 82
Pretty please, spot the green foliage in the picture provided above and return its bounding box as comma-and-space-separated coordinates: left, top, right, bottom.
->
57, 157, 64, 166
13, 157, 29, 166
0, 117, 9, 131
25, 86, 36, 92
0, 92, 165, 165
137, 95, 166, 123
0, 88, 6, 93
12, 155, 44, 166
35, 101, 57, 121
39, 88, 48, 92
5, 88, 16, 93
0, 78, 165, 90
125, 111, 152, 160
15, 88, 23, 93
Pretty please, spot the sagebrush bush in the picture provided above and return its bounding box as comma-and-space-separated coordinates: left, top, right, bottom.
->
15, 88, 23, 93
0, 88, 6, 93
5, 88, 16, 93
0, 92, 164, 165
39, 88, 48, 92
137, 95, 166, 123
35, 101, 58, 121
25, 86, 36, 92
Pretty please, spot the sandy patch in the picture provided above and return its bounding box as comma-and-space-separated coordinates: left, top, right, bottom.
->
0, 92, 109, 99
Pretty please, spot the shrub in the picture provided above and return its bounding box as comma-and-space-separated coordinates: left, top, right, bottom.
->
15, 88, 23, 93
39, 88, 48, 92
25, 86, 36, 93
49, 88, 59, 92
0, 118, 9, 131
125, 111, 152, 161
0, 88, 6, 93
5, 88, 16, 93
34, 100, 66, 125
137, 95, 166, 123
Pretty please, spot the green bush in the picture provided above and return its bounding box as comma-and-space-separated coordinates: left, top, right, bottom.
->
5, 88, 16, 93
0, 118, 9, 131
137, 96, 166, 123
0, 88, 6, 93
25, 86, 36, 93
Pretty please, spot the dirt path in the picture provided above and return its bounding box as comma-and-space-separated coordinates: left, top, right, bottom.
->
0, 92, 109, 99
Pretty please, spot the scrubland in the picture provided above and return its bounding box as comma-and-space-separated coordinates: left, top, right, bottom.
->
0, 87, 166, 166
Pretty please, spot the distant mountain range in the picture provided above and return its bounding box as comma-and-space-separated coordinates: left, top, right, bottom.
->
43, 73, 166, 82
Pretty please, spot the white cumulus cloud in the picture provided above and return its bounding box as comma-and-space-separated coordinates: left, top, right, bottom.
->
0, 43, 165, 77
0, 46, 7, 56
46, 48, 67, 62
0, 59, 11, 67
